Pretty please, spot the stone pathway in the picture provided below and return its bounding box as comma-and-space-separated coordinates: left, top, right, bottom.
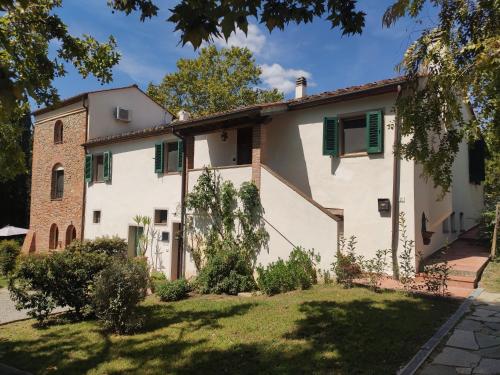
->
419, 291, 500, 375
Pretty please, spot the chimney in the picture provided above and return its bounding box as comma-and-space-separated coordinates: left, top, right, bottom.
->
295, 76, 307, 99
177, 109, 190, 121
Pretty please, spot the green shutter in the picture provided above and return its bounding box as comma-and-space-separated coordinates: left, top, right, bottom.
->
177, 140, 184, 171
154, 142, 164, 173
323, 117, 339, 156
366, 110, 383, 154
85, 154, 93, 182
103, 151, 111, 181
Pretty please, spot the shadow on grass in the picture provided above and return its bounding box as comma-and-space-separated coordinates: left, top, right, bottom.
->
0, 293, 458, 374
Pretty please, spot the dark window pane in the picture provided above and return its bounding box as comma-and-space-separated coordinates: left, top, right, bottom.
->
94, 155, 104, 182
155, 209, 168, 224
167, 142, 178, 172
343, 118, 366, 154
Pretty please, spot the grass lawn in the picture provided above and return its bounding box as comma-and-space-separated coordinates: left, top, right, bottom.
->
480, 257, 500, 293
0, 285, 459, 375
0, 275, 7, 288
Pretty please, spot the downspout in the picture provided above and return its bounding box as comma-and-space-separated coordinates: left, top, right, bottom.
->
173, 128, 187, 278
81, 95, 89, 242
391, 85, 403, 279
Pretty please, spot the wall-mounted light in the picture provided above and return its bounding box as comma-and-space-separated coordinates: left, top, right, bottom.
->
377, 198, 391, 212
221, 130, 228, 142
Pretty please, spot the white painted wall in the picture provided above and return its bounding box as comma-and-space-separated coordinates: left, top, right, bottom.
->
264, 93, 416, 260
193, 129, 238, 168
259, 167, 338, 272
87, 87, 172, 139
84, 135, 182, 276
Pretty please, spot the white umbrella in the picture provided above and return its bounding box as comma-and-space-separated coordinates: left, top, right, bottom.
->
0, 225, 28, 237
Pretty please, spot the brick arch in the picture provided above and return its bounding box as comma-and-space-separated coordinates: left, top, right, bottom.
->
49, 223, 59, 250
65, 225, 77, 246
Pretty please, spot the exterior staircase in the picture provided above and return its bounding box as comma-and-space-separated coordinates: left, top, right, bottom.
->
420, 226, 490, 295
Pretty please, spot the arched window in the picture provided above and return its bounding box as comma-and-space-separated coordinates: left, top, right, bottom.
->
65, 225, 77, 246
51, 164, 64, 199
54, 120, 63, 144
49, 223, 59, 250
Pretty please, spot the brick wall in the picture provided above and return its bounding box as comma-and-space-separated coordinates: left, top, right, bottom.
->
22, 109, 87, 252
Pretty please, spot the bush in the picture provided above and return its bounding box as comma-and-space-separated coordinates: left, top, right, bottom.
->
66, 236, 127, 257
0, 240, 21, 276
331, 236, 363, 288
195, 249, 256, 295
257, 247, 320, 296
9, 249, 109, 323
92, 258, 149, 334
362, 249, 390, 291
156, 279, 190, 302
150, 270, 167, 292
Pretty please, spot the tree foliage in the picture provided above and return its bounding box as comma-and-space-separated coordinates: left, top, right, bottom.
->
0, 0, 120, 180
108, 0, 365, 48
147, 46, 283, 117
384, 0, 499, 192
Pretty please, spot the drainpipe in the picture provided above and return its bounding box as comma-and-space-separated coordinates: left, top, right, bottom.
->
391, 85, 403, 280
81, 95, 89, 242
173, 128, 187, 278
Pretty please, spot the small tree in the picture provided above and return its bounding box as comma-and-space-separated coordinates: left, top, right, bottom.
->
398, 212, 418, 293
185, 167, 268, 294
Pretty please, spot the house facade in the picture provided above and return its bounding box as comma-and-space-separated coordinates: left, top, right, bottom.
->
24, 77, 485, 279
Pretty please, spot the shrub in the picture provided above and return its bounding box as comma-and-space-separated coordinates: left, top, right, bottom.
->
66, 236, 127, 257
150, 270, 167, 292
92, 258, 149, 334
331, 236, 363, 288
156, 278, 190, 302
362, 249, 390, 291
0, 240, 21, 276
195, 248, 256, 295
257, 247, 320, 296
9, 249, 109, 323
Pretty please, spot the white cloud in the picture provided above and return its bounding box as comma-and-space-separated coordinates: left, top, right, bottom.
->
117, 53, 165, 83
213, 24, 267, 55
260, 64, 312, 94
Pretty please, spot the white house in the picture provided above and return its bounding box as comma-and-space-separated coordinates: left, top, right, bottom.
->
80, 76, 485, 279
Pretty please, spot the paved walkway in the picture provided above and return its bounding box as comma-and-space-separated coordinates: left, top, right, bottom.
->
0, 288, 67, 325
419, 291, 500, 375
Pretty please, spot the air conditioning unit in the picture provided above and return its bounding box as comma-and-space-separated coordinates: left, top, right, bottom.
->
115, 107, 131, 122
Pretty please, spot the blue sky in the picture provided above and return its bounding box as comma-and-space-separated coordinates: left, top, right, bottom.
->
47, 0, 438, 105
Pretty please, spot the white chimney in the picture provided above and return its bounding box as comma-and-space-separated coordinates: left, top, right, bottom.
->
295, 76, 307, 99
177, 109, 190, 121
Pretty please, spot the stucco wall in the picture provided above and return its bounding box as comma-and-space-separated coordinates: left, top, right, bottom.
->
263, 93, 416, 260
259, 167, 338, 272
84, 135, 182, 275
87, 87, 172, 140
193, 129, 238, 168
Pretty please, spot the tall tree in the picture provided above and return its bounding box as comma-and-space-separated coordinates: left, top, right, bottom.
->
0, 0, 120, 180
383, 0, 499, 192
147, 46, 284, 117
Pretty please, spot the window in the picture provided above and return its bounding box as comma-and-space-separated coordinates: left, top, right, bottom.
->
93, 210, 101, 224
166, 142, 179, 172
237, 127, 253, 165
51, 164, 64, 199
442, 218, 449, 233
342, 117, 366, 154
155, 140, 183, 173
54, 120, 63, 144
323, 111, 383, 157
85, 152, 111, 183
49, 223, 59, 249
154, 209, 168, 225
450, 212, 456, 233
160, 231, 170, 242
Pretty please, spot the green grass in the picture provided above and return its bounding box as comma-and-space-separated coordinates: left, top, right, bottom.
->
0, 275, 7, 288
0, 285, 459, 375
481, 257, 500, 293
